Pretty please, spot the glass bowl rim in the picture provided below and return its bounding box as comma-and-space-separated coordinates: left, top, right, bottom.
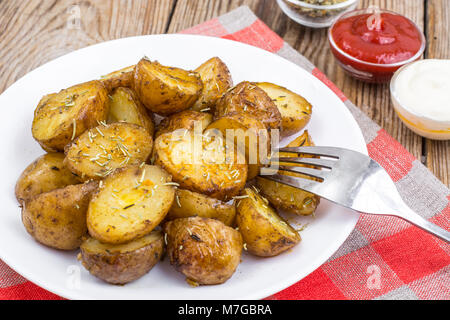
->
328, 8, 426, 68
283, 0, 359, 10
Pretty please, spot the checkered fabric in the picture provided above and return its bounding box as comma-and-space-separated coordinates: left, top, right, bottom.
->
1, 6, 448, 300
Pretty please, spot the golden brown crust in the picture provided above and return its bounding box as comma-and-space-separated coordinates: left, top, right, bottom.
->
64, 122, 153, 181
214, 81, 281, 130
80, 231, 164, 284
206, 113, 269, 181
107, 87, 155, 136
167, 189, 236, 226
236, 188, 301, 257
133, 58, 203, 115
191, 57, 233, 111
256, 82, 312, 137
87, 165, 175, 244
15, 153, 80, 204
100, 65, 135, 92
154, 131, 247, 201
32, 80, 110, 152
21, 180, 98, 250
163, 217, 242, 285
256, 131, 320, 216
155, 110, 212, 138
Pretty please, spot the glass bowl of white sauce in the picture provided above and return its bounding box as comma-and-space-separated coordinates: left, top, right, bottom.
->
390, 59, 450, 140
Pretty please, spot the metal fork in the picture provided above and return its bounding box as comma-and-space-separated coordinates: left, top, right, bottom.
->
262, 146, 450, 242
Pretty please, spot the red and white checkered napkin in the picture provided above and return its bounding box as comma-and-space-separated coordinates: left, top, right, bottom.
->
1, 6, 448, 300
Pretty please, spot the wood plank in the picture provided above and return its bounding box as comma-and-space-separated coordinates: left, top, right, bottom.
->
0, 0, 176, 94
425, 0, 449, 186
169, 0, 425, 162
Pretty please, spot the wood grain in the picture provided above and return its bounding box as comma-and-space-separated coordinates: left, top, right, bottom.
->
0, 0, 176, 93
425, 0, 449, 186
0, 0, 447, 185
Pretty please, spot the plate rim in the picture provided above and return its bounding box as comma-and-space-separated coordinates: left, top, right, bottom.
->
0, 34, 366, 300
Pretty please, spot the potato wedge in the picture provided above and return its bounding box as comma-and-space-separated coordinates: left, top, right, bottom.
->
87, 165, 175, 244
21, 180, 98, 250
154, 131, 247, 201
80, 230, 164, 285
236, 188, 301, 257
191, 57, 233, 111
15, 153, 80, 204
167, 189, 236, 226
107, 87, 155, 135
256, 131, 320, 216
32, 80, 109, 152
155, 110, 212, 138
256, 82, 312, 137
206, 113, 269, 180
100, 65, 135, 92
133, 58, 203, 115
164, 217, 243, 285
64, 122, 153, 180
214, 81, 281, 130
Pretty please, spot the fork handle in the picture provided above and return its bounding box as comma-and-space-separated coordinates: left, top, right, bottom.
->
396, 208, 450, 243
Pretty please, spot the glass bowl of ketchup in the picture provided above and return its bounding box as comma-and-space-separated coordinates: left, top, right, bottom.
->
328, 7, 426, 83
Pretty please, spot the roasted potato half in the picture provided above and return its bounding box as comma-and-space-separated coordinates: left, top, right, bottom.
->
206, 113, 269, 180
214, 81, 281, 130
32, 80, 109, 152
87, 165, 175, 244
64, 122, 153, 180
256, 131, 320, 216
134, 58, 203, 115
21, 180, 98, 250
191, 57, 233, 112
107, 87, 155, 135
167, 189, 236, 226
15, 153, 80, 204
100, 65, 135, 92
256, 82, 312, 137
164, 217, 243, 285
236, 188, 301, 257
155, 110, 212, 138
80, 230, 164, 285
154, 131, 247, 201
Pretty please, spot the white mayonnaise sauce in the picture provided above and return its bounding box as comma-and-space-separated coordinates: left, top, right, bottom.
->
393, 59, 450, 121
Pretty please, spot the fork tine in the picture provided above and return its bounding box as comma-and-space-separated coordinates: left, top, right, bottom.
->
278, 146, 342, 158
274, 157, 335, 169
259, 174, 321, 194
278, 165, 327, 180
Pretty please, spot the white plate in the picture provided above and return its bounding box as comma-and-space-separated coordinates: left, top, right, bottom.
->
0, 34, 366, 300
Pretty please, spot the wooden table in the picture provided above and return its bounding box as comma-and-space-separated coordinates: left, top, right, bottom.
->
0, 0, 448, 186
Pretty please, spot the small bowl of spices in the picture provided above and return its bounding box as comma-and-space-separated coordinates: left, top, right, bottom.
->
276, 0, 359, 28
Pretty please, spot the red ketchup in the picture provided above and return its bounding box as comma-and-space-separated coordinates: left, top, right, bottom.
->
329, 10, 425, 83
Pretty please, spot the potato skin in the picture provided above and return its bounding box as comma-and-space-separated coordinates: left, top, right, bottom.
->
15, 153, 80, 204
155, 110, 212, 138
164, 217, 242, 285
167, 189, 236, 226
236, 188, 300, 257
32, 80, 109, 152
256, 131, 320, 216
256, 82, 312, 137
64, 122, 153, 181
154, 131, 248, 201
101, 65, 135, 92
191, 57, 233, 111
80, 231, 164, 285
206, 113, 269, 180
107, 87, 155, 136
133, 58, 203, 115
21, 181, 98, 250
87, 165, 175, 244
214, 81, 281, 130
